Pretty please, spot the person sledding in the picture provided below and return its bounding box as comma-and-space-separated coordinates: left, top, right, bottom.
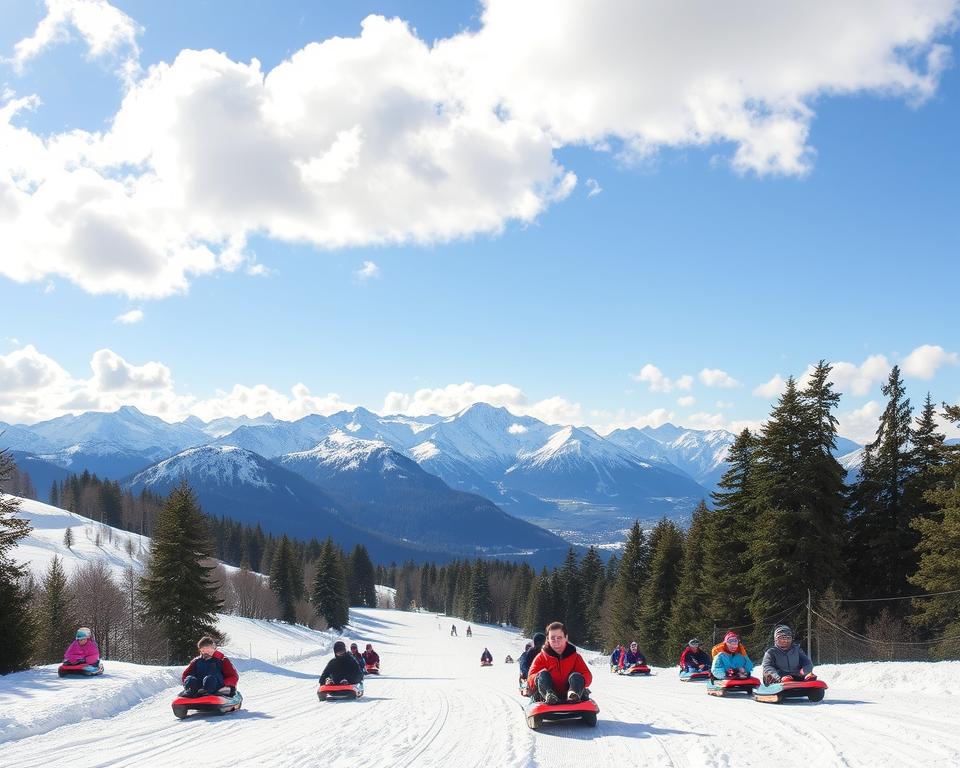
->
526, 622, 592, 704
609, 644, 623, 672
63, 627, 100, 666
679, 638, 710, 672
450, 624, 458, 636
181, 636, 239, 697
761, 625, 816, 685
349, 643, 366, 677
466, 625, 473, 637
319, 641, 364, 685
480, 648, 493, 665
711, 632, 754, 680
621, 641, 646, 668
362, 643, 380, 668
518, 632, 545, 690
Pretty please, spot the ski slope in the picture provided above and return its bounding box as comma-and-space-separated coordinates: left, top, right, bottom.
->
2, 608, 958, 768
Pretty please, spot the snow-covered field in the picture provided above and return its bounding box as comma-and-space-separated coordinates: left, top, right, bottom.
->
2, 607, 958, 768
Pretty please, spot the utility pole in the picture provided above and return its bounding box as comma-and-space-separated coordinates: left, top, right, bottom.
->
806, 589, 812, 659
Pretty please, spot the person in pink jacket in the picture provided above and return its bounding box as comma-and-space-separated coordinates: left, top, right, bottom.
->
63, 627, 100, 665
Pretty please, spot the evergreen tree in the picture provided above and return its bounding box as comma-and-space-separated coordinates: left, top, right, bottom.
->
508, 563, 534, 628
468, 559, 492, 623
579, 547, 606, 649
49, 481, 59, 507
524, 568, 553, 636
636, 518, 684, 664
312, 539, 349, 629
909, 403, 960, 657
558, 548, 583, 641
139, 483, 222, 662
269, 536, 298, 624
0, 450, 34, 673
37, 555, 75, 663
608, 521, 648, 644
667, 503, 712, 652
348, 545, 377, 607
904, 393, 947, 522
848, 365, 916, 600
63, 527, 74, 550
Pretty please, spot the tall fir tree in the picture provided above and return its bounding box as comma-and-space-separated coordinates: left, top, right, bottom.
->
608, 521, 648, 644
523, 568, 553, 636
578, 547, 606, 649
848, 365, 916, 601
0, 450, 34, 673
904, 393, 947, 522
269, 536, 298, 624
468, 559, 492, 623
636, 518, 685, 664
312, 539, 349, 629
558, 548, 583, 641
139, 483, 222, 662
38, 555, 75, 663
667, 502, 712, 652
348, 545, 377, 607
508, 563, 535, 628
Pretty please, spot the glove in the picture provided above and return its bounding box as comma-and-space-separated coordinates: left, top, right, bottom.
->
781, 675, 795, 682
804, 673, 817, 681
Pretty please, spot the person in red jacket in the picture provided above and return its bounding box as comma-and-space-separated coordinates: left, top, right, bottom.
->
181, 636, 239, 697
526, 621, 593, 704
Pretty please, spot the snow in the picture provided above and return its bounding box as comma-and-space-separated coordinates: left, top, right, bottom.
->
1, 607, 958, 767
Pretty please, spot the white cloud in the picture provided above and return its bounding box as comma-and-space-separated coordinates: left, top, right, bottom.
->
0, 344, 70, 392
355, 260, 380, 281
699, 368, 740, 388
3, 2, 956, 299
9, 0, 142, 83
114, 308, 143, 324
189, 382, 354, 423
901, 344, 958, 380
677, 395, 695, 407
585, 178, 602, 197
837, 400, 882, 445
753, 374, 786, 398
828, 354, 890, 396
89, 348, 171, 391
631, 364, 693, 393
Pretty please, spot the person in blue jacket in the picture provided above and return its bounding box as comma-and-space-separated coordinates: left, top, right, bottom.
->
711, 632, 754, 680
518, 632, 545, 679
623, 641, 646, 667
609, 644, 622, 671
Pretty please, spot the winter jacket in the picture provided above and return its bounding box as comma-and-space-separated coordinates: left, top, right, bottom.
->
711, 649, 755, 678
362, 649, 380, 666
711, 640, 749, 659
623, 648, 646, 666
319, 653, 364, 684
679, 647, 710, 670
518, 646, 539, 678
64, 638, 100, 664
609, 647, 621, 667
480, 649, 493, 663
761, 643, 814, 683
182, 650, 239, 687
527, 642, 592, 695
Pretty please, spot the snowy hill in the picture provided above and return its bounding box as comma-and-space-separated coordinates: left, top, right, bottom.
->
1, 606, 957, 768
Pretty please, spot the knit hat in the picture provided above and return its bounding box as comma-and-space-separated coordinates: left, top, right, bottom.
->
76, 627, 91, 640
366, 644, 373, 650
333, 641, 346, 653
774, 625, 793, 641
688, 638, 701, 647
532, 632, 546, 648
723, 632, 739, 644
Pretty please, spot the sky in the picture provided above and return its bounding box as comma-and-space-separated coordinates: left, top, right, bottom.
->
0, 0, 958, 444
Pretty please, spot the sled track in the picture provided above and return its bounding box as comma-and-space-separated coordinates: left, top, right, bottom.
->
392, 685, 451, 768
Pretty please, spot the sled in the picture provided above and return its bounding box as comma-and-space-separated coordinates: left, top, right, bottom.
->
58, 661, 104, 677
753, 679, 827, 704
618, 663, 651, 676
172, 688, 243, 718
317, 682, 363, 702
679, 670, 711, 681
525, 698, 599, 730
365, 664, 380, 675
706, 675, 760, 696
480, 660, 493, 667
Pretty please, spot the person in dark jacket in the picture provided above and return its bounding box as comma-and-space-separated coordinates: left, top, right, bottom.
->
320, 641, 364, 685
349, 642, 366, 677
182, 636, 239, 696
518, 632, 545, 679
527, 622, 593, 704
679, 638, 710, 672
623, 641, 646, 666
609, 645, 622, 671
761, 625, 816, 685
362, 643, 380, 668
480, 648, 493, 664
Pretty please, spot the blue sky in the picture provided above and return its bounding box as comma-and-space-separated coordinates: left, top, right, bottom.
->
0, 0, 958, 443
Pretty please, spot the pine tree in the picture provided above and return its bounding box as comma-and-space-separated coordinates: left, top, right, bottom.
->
508, 563, 534, 628
848, 365, 916, 601
269, 536, 298, 624
38, 555, 75, 663
667, 503, 712, 652
312, 539, 349, 629
0, 453, 34, 673
578, 547, 606, 649
523, 568, 553, 635
608, 521, 648, 644
139, 482, 222, 662
636, 518, 684, 664
63, 527, 74, 549
558, 548, 583, 641
348, 545, 377, 607
904, 393, 947, 522
468, 559, 492, 623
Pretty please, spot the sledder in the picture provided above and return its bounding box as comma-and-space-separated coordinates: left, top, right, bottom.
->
618, 641, 650, 675
525, 622, 599, 729
59, 627, 103, 677
317, 641, 364, 701
518, 632, 545, 696
172, 636, 242, 718
480, 647, 494, 666
754, 625, 827, 704
679, 638, 711, 680
362, 643, 380, 674
706, 632, 759, 696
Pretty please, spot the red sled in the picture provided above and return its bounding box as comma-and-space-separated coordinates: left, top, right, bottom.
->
58, 661, 104, 677
526, 699, 599, 730
365, 663, 380, 675
706, 676, 761, 696
619, 664, 651, 676
172, 688, 243, 719
480, 660, 493, 667
754, 679, 827, 704
679, 670, 711, 681
317, 682, 363, 701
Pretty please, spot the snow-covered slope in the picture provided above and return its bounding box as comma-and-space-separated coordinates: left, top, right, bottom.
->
1, 606, 956, 768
